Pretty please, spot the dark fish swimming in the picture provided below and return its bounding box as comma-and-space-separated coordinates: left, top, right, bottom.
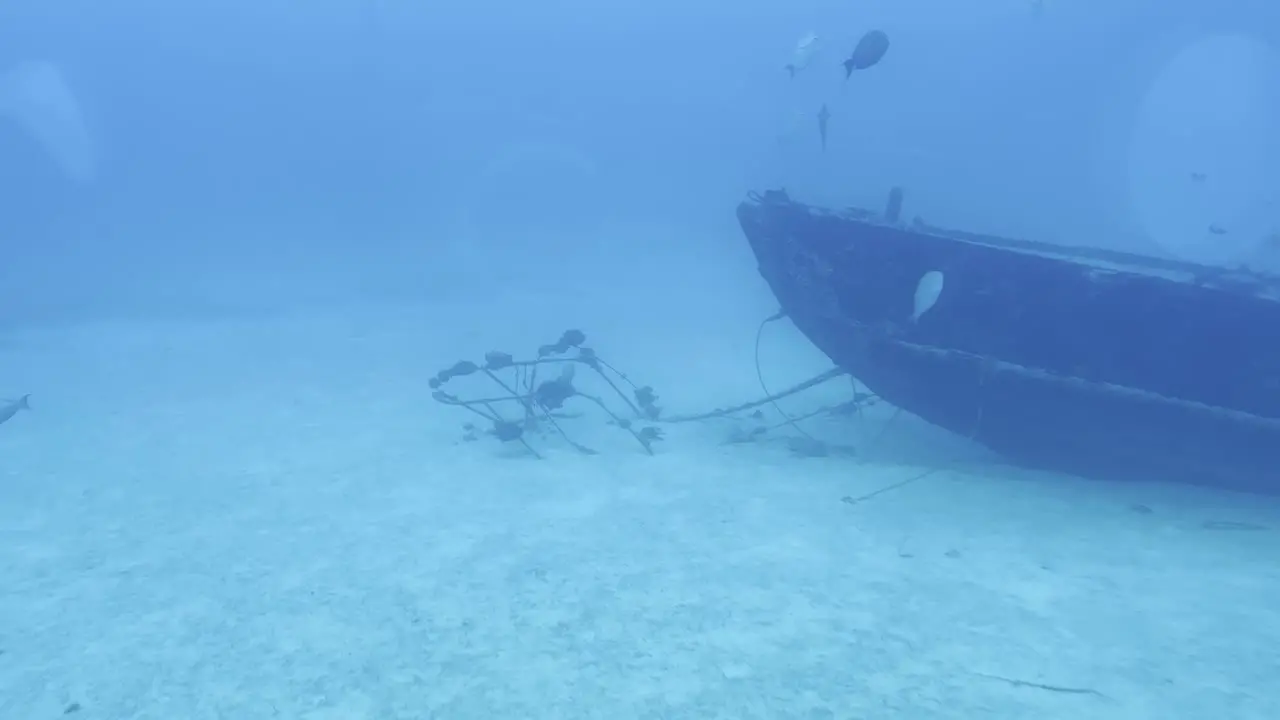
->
0, 394, 30, 427
843, 30, 890, 78
818, 104, 830, 151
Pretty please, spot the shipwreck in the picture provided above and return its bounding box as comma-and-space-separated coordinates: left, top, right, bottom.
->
737, 188, 1280, 494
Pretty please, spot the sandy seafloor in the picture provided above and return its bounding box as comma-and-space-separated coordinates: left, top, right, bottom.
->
1, 295, 1278, 720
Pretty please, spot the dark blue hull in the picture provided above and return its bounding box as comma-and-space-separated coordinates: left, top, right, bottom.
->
738, 190, 1280, 494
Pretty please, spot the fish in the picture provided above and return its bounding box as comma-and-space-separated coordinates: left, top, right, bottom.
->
1209, 223, 1228, 235
1190, 172, 1207, 183
911, 271, 944, 322
0, 394, 31, 427
785, 32, 820, 79
843, 30, 890, 78
817, 104, 830, 151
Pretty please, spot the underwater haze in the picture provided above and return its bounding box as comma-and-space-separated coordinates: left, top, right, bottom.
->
4, 0, 1280, 319
3, 0, 1280, 718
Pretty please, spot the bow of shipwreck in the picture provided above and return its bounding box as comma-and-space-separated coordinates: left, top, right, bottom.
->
736, 189, 1280, 494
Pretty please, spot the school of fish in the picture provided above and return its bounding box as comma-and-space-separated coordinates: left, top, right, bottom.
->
785, 29, 892, 151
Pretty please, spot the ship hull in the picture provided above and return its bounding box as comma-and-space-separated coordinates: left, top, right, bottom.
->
737, 190, 1280, 493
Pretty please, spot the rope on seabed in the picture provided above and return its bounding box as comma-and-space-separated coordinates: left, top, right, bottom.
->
650, 313, 947, 506
970, 672, 1107, 699
660, 366, 847, 423
751, 311, 826, 447
663, 310, 850, 424
840, 466, 941, 506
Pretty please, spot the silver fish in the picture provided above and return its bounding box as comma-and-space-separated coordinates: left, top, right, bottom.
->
0, 394, 30, 426
785, 32, 820, 79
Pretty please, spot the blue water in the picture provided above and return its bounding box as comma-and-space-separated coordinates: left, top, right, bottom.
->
2, 1, 1280, 717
